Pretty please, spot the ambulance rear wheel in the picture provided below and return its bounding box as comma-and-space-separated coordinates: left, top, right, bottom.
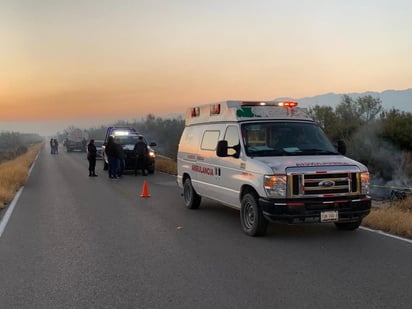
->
240, 192, 268, 236
183, 178, 201, 209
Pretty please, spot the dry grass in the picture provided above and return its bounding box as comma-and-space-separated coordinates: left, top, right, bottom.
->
156, 156, 177, 175
0, 143, 43, 208
363, 197, 412, 239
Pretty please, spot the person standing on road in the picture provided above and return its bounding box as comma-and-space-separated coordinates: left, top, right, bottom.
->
87, 139, 98, 177
134, 136, 148, 176
105, 136, 118, 179
114, 138, 125, 178
53, 139, 59, 154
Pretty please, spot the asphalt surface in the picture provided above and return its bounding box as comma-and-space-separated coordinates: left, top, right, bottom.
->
0, 145, 411, 308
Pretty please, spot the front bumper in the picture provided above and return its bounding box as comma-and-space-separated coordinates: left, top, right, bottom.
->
123, 151, 155, 171
259, 196, 371, 224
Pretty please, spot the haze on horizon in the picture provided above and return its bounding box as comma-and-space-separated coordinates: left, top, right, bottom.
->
1, 0, 412, 135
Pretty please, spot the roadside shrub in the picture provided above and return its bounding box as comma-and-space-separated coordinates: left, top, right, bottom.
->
155, 157, 177, 175
0, 150, 16, 163
15, 145, 28, 156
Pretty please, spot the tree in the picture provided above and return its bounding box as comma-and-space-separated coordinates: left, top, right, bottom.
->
307, 105, 339, 140
380, 109, 412, 151
308, 95, 383, 142
357, 95, 383, 122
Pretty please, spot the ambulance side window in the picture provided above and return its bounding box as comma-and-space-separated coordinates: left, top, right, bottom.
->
224, 126, 240, 156
201, 130, 220, 150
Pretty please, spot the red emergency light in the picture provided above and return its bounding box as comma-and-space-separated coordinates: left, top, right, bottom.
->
210, 103, 221, 115
191, 107, 200, 117
278, 101, 298, 108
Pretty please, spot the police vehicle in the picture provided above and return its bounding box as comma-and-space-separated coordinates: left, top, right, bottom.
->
102, 127, 157, 174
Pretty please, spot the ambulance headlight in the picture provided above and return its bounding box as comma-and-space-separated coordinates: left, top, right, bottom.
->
360, 172, 370, 194
264, 175, 287, 198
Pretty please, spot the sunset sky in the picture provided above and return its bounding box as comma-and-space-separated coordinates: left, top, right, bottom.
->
1, 0, 412, 135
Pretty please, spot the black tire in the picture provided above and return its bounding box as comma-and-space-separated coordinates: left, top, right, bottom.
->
183, 178, 201, 209
334, 220, 361, 231
240, 192, 268, 236
147, 161, 155, 174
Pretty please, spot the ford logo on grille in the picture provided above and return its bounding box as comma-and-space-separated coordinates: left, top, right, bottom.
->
318, 180, 335, 187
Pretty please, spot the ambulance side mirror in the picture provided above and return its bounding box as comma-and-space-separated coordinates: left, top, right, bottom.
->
216, 140, 228, 157
216, 140, 240, 158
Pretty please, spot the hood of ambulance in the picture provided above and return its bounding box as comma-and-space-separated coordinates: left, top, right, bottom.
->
255, 154, 368, 173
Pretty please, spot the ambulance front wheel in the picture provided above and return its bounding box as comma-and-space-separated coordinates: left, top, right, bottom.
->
183, 178, 201, 209
240, 192, 268, 236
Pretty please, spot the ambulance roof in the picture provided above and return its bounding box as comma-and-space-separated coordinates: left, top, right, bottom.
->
185, 100, 310, 126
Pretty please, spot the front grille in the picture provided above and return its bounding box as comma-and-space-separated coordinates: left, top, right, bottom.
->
288, 166, 360, 197
124, 150, 136, 159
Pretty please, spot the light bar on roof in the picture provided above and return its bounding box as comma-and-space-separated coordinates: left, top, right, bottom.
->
241, 101, 298, 107
112, 130, 130, 136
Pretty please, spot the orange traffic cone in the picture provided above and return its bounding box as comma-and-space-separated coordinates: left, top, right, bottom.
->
140, 180, 151, 198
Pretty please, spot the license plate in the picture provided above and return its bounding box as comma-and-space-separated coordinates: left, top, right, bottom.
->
320, 210, 338, 222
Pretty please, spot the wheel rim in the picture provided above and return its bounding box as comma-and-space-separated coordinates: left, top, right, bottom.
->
242, 200, 255, 229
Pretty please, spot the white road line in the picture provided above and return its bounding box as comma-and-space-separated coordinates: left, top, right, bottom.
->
360, 226, 412, 244
0, 187, 23, 238
0, 151, 39, 238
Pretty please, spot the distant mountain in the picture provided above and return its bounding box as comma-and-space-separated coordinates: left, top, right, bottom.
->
276, 88, 412, 112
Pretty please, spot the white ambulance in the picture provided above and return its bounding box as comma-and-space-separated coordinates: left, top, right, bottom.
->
177, 100, 371, 236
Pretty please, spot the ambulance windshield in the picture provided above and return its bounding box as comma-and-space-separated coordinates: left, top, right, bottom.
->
241, 122, 338, 156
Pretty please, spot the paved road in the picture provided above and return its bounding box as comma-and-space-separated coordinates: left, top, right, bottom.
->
0, 146, 411, 308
